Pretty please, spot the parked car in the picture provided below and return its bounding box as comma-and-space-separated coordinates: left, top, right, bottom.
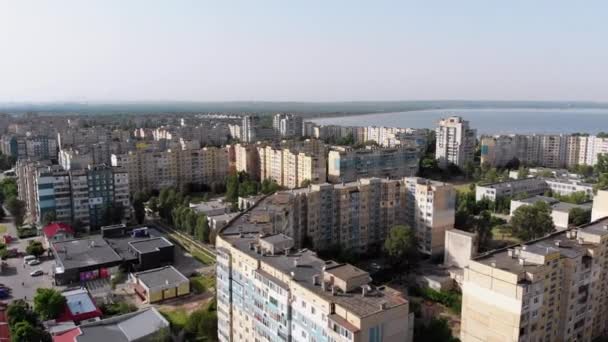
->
23, 255, 36, 263
29, 269, 43, 277
27, 259, 41, 266
0, 289, 9, 299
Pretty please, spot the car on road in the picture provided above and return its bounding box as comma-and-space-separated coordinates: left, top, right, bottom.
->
29, 269, 43, 277
27, 259, 41, 266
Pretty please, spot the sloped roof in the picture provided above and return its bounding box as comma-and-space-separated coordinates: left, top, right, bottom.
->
43, 222, 74, 238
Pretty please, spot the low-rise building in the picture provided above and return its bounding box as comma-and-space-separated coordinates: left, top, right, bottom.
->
475, 177, 548, 202
132, 266, 190, 303
510, 195, 593, 230
42, 222, 75, 248
56, 288, 103, 324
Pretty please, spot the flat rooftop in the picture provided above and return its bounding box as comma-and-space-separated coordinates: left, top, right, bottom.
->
128, 237, 173, 254
220, 193, 408, 318
104, 227, 166, 261
474, 217, 608, 274
135, 266, 188, 290
53, 237, 122, 271
63, 289, 97, 315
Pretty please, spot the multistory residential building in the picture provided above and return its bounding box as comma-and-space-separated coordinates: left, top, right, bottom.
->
258, 142, 327, 189
592, 190, 608, 222
403, 177, 456, 256
481, 133, 608, 168
273, 113, 303, 138
242, 115, 257, 143
1, 134, 57, 160
460, 217, 608, 342
23, 163, 130, 230
327, 146, 419, 183
234, 143, 261, 180
435, 116, 476, 169
111, 146, 229, 194
216, 195, 414, 342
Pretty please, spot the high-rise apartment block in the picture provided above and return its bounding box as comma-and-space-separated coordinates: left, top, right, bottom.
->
435, 116, 477, 169
111, 147, 229, 194
461, 217, 608, 342
216, 194, 415, 342
327, 146, 419, 183
17, 161, 130, 230
258, 144, 326, 189
242, 115, 257, 143
1, 134, 58, 160
481, 134, 608, 168
273, 113, 303, 138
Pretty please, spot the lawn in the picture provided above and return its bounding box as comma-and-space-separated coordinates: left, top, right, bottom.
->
190, 275, 216, 294
491, 226, 521, 245
453, 182, 474, 193
0, 225, 6, 234
160, 308, 189, 329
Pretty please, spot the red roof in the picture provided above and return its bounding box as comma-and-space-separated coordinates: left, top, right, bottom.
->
43, 223, 74, 238
52, 327, 81, 342
0, 304, 9, 342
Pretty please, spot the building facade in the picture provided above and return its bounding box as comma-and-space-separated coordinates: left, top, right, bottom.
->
327, 146, 419, 183
435, 116, 476, 169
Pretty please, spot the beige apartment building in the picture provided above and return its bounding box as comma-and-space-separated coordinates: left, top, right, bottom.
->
111, 146, 229, 194
481, 133, 608, 168
435, 116, 477, 169
461, 217, 608, 342
216, 195, 414, 342
257, 142, 326, 189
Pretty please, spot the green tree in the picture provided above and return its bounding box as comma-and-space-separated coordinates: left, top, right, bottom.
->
225, 173, 239, 203
133, 197, 146, 224
5, 197, 26, 227
195, 213, 210, 242
26, 240, 45, 257
148, 196, 159, 213
474, 210, 493, 251
510, 201, 555, 240
596, 153, 608, 174
384, 225, 418, 272
569, 207, 591, 226
517, 167, 529, 179
0, 206, 5, 221
11, 321, 51, 342
33, 288, 66, 320
7, 300, 38, 328
42, 211, 57, 226
414, 317, 459, 342
184, 209, 198, 235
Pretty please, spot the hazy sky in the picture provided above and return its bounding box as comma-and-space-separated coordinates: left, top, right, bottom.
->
1, 1, 607, 102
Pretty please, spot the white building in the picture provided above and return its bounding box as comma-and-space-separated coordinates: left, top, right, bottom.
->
435, 116, 476, 169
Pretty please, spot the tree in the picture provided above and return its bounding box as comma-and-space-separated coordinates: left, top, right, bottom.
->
26, 240, 45, 257
133, 197, 146, 224
510, 201, 555, 240
0, 206, 5, 221
42, 211, 57, 226
148, 196, 159, 213
473, 210, 493, 251
569, 207, 591, 226
33, 288, 66, 320
184, 209, 198, 235
517, 167, 529, 179
5, 197, 25, 227
103, 202, 125, 226
225, 174, 239, 203
596, 153, 608, 174
384, 225, 418, 272
11, 321, 51, 342
195, 214, 210, 243
7, 300, 38, 328
414, 317, 459, 342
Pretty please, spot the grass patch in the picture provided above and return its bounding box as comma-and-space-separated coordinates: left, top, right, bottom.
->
164, 230, 215, 265
410, 287, 462, 315
192, 249, 215, 265
0, 225, 6, 234
190, 275, 216, 294
160, 308, 189, 330
454, 182, 474, 193
491, 226, 522, 244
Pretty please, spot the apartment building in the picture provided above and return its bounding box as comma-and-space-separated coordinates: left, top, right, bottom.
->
22, 164, 131, 230
216, 199, 414, 342
327, 146, 419, 183
435, 116, 477, 169
111, 146, 229, 194
242, 115, 257, 143
592, 190, 608, 222
460, 217, 608, 342
273, 113, 303, 138
404, 177, 457, 256
258, 143, 326, 189
0, 134, 57, 160
481, 133, 608, 168
257, 177, 455, 256
234, 143, 261, 180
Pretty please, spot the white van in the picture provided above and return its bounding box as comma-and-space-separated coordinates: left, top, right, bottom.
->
23, 255, 36, 263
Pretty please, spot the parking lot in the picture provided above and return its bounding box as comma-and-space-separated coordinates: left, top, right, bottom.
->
1, 236, 57, 301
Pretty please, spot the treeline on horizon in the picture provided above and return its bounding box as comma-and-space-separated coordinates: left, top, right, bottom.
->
1, 100, 608, 117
